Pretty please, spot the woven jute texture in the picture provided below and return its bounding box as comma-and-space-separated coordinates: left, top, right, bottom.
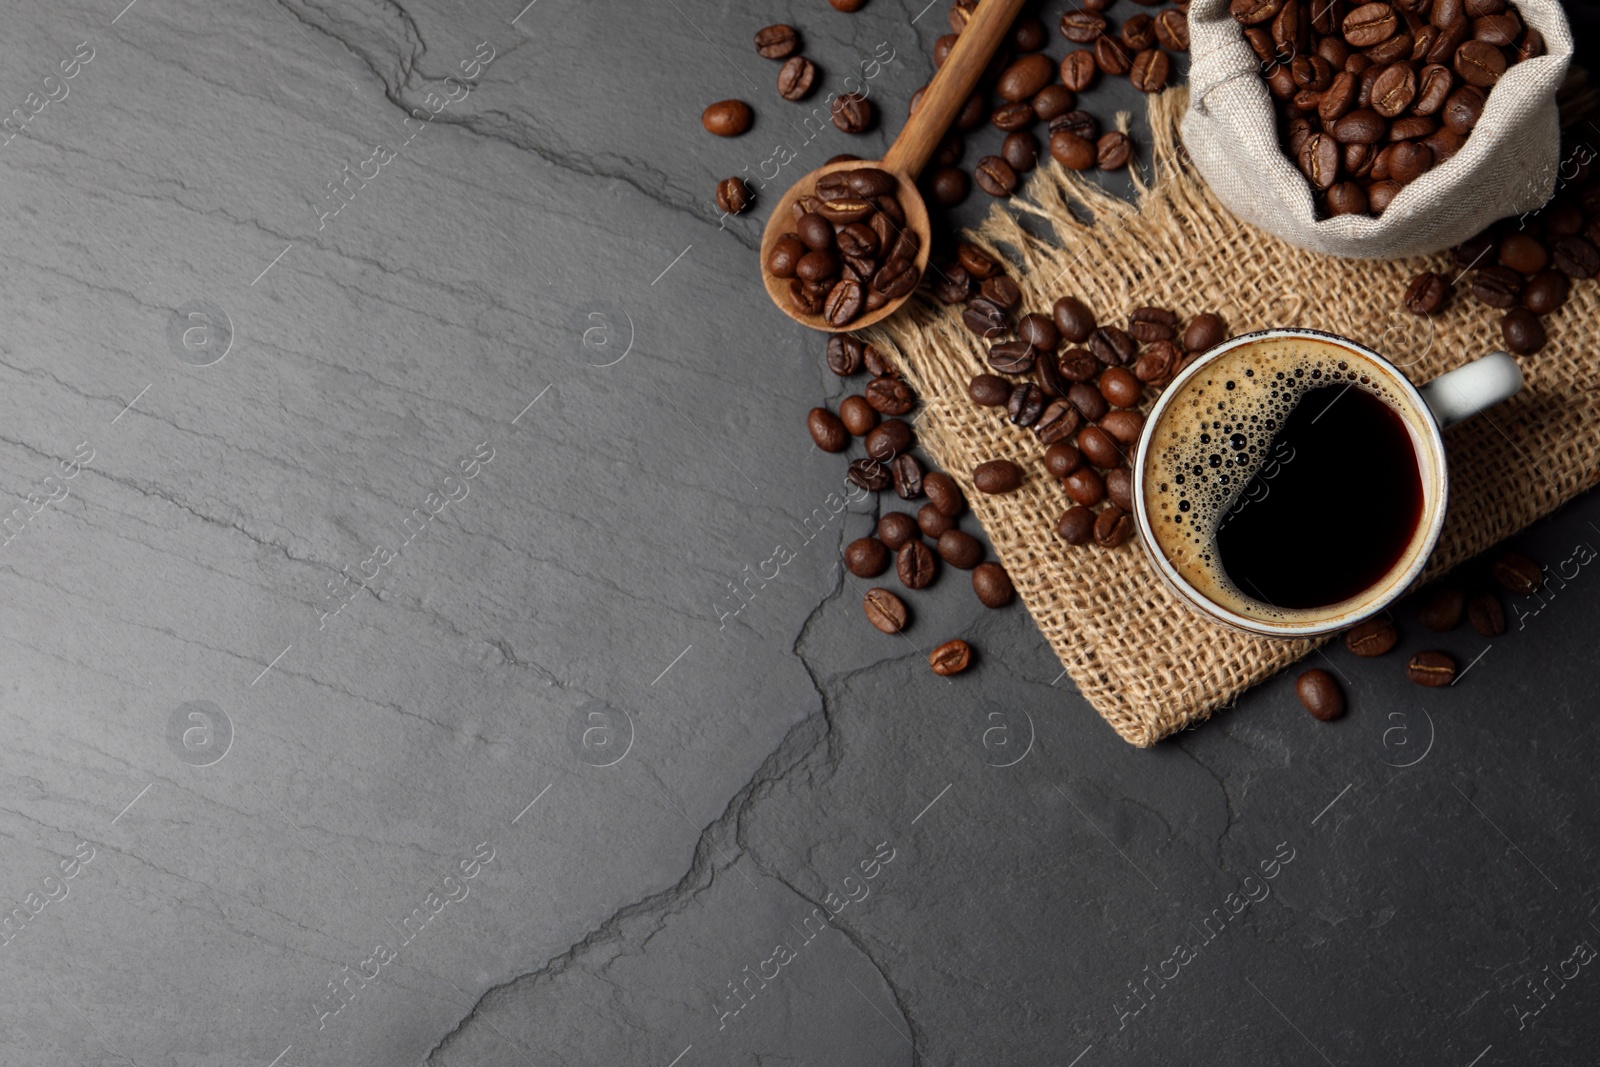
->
869, 87, 1600, 748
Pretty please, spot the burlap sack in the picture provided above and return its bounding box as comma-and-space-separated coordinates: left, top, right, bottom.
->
870, 86, 1600, 746
1183, 0, 1573, 259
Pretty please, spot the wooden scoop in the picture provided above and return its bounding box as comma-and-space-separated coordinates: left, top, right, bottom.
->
759, 0, 1028, 332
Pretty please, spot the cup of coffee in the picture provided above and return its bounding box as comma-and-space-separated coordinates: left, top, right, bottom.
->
1131, 328, 1523, 638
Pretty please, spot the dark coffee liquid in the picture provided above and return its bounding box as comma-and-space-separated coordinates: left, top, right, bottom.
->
1216, 384, 1423, 609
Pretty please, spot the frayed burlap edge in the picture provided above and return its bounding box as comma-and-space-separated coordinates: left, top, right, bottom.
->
868, 86, 1600, 747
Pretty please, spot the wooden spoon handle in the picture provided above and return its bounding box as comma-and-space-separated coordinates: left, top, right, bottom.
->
881, 0, 1029, 179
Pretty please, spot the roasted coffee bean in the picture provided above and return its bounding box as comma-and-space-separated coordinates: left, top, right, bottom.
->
1454, 39, 1505, 86
1499, 233, 1549, 274
838, 395, 878, 437
1099, 366, 1142, 407
998, 54, 1055, 101
1368, 179, 1404, 213
1096, 35, 1133, 75
1293, 55, 1336, 92
1297, 131, 1340, 189
933, 33, 957, 65
1052, 296, 1097, 343
1060, 49, 1100, 91
1523, 270, 1569, 315
1129, 48, 1170, 91
1413, 62, 1454, 114
768, 234, 806, 279
1370, 61, 1417, 117
866, 375, 915, 415
1093, 506, 1133, 547
1471, 265, 1523, 308
1406, 650, 1456, 686
1127, 306, 1178, 343
973, 459, 1023, 495
777, 56, 817, 100
844, 536, 890, 578
872, 259, 920, 300
1032, 85, 1076, 124
1343, 2, 1398, 46
1078, 425, 1124, 469
1007, 383, 1046, 426
975, 156, 1020, 197
1105, 467, 1135, 511
1442, 83, 1485, 133
897, 540, 938, 589
969, 373, 1011, 407
716, 176, 753, 215
1027, 399, 1074, 444
827, 334, 866, 376
1003, 131, 1041, 172
1122, 13, 1157, 49
1418, 585, 1466, 630
702, 99, 753, 136
972, 562, 1015, 607
1389, 141, 1433, 184
877, 512, 919, 551
865, 418, 913, 461
929, 638, 973, 676
790, 279, 829, 314
1133, 340, 1181, 384
1060, 349, 1102, 382
963, 298, 1009, 339
1547, 199, 1586, 237
933, 262, 973, 304
1433, 0, 1466, 24
1099, 409, 1145, 445
981, 274, 1023, 311
1060, 10, 1108, 42
863, 587, 907, 633
1514, 25, 1545, 61
923, 471, 966, 517
1097, 131, 1133, 170
1426, 16, 1469, 65
1154, 8, 1190, 50
955, 90, 988, 131
1043, 441, 1084, 478
824, 279, 865, 326
835, 224, 879, 260
1500, 308, 1545, 354
934, 133, 964, 168
1332, 108, 1387, 144
1087, 326, 1137, 366
797, 213, 835, 251
1062, 466, 1105, 506
1467, 591, 1505, 635
892, 454, 924, 499
1231, 0, 1284, 26
1345, 616, 1399, 655
1016, 313, 1060, 353
956, 243, 998, 279
1057, 505, 1096, 544
991, 102, 1037, 133
937, 529, 984, 569
830, 0, 866, 11
918, 502, 955, 538
1422, 127, 1465, 163
1404, 271, 1450, 314
1327, 182, 1370, 216
1181, 313, 1226, 353
1067, 381, 1110, 422
847, 457, 891, 492
1553, 235, 1600, 278
1049, 128, 1097, 171
1390, 115, 1437, 141
1050, 109, 1102, 142
1490, 549, 1542, 594
807, 407, 850, 453
990, 340, 1038, 379
754, 24, 800, 59
1296, 669, 1345, 720
1014, 13, 1049, 51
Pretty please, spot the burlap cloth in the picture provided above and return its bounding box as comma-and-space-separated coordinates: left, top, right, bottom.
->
869, 87, 1600, 747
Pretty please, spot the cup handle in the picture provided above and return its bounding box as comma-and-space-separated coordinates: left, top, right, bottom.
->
1418, 351, 1524, 431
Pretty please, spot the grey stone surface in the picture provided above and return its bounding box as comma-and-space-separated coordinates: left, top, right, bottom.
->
0, 0, 1596, 1065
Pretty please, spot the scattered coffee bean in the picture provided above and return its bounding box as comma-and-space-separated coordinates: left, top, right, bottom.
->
864, 419, 912, 462
1418, 585, 1466, 630
1490, 549, 1542, 594
1093, 505, 1133, 547
918, 502, 955, 538
1522, 270, 1570, 315
1406, 650, 1457, 687
807, 407, 849, 453
1049, 128, 1097, 170
1501, 307, 1546, 354
973, 459, 1023, 494
1105, 467, 1135, 511
1498, 233, 1549, 275
1100, 409, 1145, 445
929, 166, 970, 207
1008, 382, 1046, 426
826, 334, 865, 376
975, 155, 1020, 197
969, 373, 1011, 407
1017, 313, 1060, 352
1130, 48, 1170, 91
1097, 131, 1133, 170
877, 512, 918, 551
1067, 382, 1109, 422
892, 454, 924, 499
1003, 131, 1041, 172
1087, 325, 1137, 366
1099, 366, 1142, 407
703, 99, 753, 137
929, 638, 973, 675
1296, 668, 1345, 720
838, 395, 878, 436
863, 587, 907, 633
972, 561, 1015, 607
1467, 591, 1505, 635
847, 457, 891, 492
1043, 442, 1083, 478
865, 375, 916, 415
716, 177, 753, 215
897, 539, 938, 589
1554, 235, 1600, 278
1063, 466, 1105, 506
924, 471, 966, 517
1078, 425, 1124, 469
1403, 271, 1450, 314
831, 93, 873, 133
1053, 297, 1097, 343
778, 56, 817, 100
1472, 265, 1523, 308
937, 529, 984, 569
1345, 616, 1399, 656
1057, 505, 1096, 544
844, 537, 890, 578
754, 24, 800, 59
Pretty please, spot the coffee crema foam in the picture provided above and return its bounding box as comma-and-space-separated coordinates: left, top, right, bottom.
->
1143, 336, 1428, 623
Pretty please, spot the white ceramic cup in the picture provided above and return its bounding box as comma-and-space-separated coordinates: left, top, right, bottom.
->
1131, 328, 1524, 638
